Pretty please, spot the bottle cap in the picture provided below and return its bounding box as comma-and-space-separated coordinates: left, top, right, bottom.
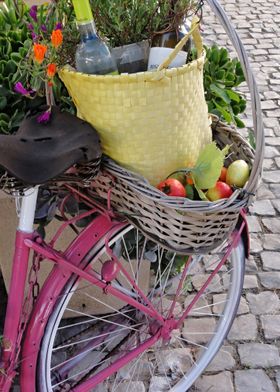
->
72, 0, 93, 23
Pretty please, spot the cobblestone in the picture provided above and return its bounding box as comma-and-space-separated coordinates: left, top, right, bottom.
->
243, 275, 259, 289
261, 315, 280, 339
261, 251, 280, 270
246, 215, 262, 233
238, 343, 280, 368
263, 234, 280, 250
193, 371, 234, 392
182, 317, 216, 344
258, 272, 280, 289
228, 314, 258, 341
263, 170, 280, 183
205, 346, 236, 372
249, 200, 276, 215
246, 291, 280, 314
235, 370, 276, 392
115, 382, 145, 392
262, 218, 280, 233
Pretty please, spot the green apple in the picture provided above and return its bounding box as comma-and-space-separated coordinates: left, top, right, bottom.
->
206, 181, 233, 201
226, 160, 250, 187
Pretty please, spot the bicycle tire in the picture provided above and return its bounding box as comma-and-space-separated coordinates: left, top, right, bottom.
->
33, 224, 245, 392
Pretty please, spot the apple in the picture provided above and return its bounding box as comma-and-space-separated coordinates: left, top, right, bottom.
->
226, 160, 250, 187
219, 167, 227, 182
206, 181, 233, 201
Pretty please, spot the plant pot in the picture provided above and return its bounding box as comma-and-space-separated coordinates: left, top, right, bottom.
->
111, 40, 150, 74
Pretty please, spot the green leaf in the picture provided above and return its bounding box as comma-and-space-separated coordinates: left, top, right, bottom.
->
210, 62, 217, 77
214, 101, 232, 124
232, 104, 240, 115
0, 113, 10, 122
191, 142, 227, 190
225, 89, 240, 102
234, 116, 245, 128
219, 48, 228, 65
210, 84, 231, 104
239, 99, 247, 113
210, 46, 220, 64
236, 75, 245, 86
215, 69, 225, 80
0, 86, 10, 97
185, 184, 194, 200
194, 185, 208, 201
0, 95, 7, 110
10, 52, 22, 62
4, 59, 16, 76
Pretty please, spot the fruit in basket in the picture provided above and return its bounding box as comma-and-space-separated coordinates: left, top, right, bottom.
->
168, 172, 186, 185
219, 167, 227, 182
157, 178, 186, 197
226, 160, 250, 187
206, 181, 233, 201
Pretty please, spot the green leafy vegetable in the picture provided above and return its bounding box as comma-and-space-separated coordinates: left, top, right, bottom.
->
189, 142, 229, 199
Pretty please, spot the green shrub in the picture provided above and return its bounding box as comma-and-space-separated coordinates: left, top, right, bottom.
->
90, 0, 199, 47
203, 45, 246, 128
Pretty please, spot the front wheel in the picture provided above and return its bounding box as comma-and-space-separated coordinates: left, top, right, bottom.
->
36, 225, 245, 392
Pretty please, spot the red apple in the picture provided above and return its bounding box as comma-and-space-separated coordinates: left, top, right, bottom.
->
206, 181, 233, 201
226, 160, 250, 188
219, 167, 227, 182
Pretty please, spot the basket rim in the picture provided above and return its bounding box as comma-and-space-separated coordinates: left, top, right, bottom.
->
59, 52, 205, 83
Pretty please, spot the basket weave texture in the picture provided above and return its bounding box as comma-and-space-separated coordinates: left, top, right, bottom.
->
90, 117, 255, 254
59, 20, 212, 186
0, 158, 101, 196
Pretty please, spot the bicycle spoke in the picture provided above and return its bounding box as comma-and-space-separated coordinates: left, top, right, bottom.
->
54, 318, 144, 351
38, 225, 244, 392
83, 292, 136, 322
51, 328, 127, 371
175, 336, 209, 351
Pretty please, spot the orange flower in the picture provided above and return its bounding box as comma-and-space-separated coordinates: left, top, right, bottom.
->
51, 29, 63, 48
47, 63, 56, 78
33, 43, 47, 64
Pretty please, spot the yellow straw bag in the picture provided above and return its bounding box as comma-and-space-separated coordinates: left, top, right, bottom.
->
59, 17, 212, 186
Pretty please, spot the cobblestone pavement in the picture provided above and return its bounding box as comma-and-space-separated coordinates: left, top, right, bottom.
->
1, 0, 280, 391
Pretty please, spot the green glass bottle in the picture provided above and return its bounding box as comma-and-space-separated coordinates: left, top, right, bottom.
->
72, 0, 118, 75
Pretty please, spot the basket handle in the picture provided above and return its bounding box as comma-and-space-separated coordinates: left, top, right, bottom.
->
157, 15, 203, 72
206, 0, 264, 196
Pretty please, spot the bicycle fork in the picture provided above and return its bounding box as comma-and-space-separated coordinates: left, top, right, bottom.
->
0, 187, 39, 391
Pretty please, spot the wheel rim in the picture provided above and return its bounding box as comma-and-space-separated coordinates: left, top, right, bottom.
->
38, 226, 245, 392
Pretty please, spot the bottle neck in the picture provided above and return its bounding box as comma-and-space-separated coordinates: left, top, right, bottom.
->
77, 20, 98, 42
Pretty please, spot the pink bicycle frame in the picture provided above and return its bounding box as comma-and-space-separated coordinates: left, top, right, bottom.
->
0, 185, 249, 392
0, 185, 164, 391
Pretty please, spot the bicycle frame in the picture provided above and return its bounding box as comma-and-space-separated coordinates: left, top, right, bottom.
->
0, 185, 249, 392
0, 185, 124, 391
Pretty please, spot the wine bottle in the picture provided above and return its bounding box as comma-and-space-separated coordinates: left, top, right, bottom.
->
72, 0, 118, 75
148, 30, 191, 71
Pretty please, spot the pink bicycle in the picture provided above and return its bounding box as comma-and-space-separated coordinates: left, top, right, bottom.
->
0, 1, 263, 391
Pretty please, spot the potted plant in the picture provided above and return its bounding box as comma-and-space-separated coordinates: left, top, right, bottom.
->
90, 0, 199, 73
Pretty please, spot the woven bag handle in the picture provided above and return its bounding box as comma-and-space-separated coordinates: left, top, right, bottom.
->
157, 15, 203, 72
206, 0, 264, 196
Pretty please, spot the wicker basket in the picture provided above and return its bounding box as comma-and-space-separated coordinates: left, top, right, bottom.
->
90, 116, 255, 254
0, 158, 101, 196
